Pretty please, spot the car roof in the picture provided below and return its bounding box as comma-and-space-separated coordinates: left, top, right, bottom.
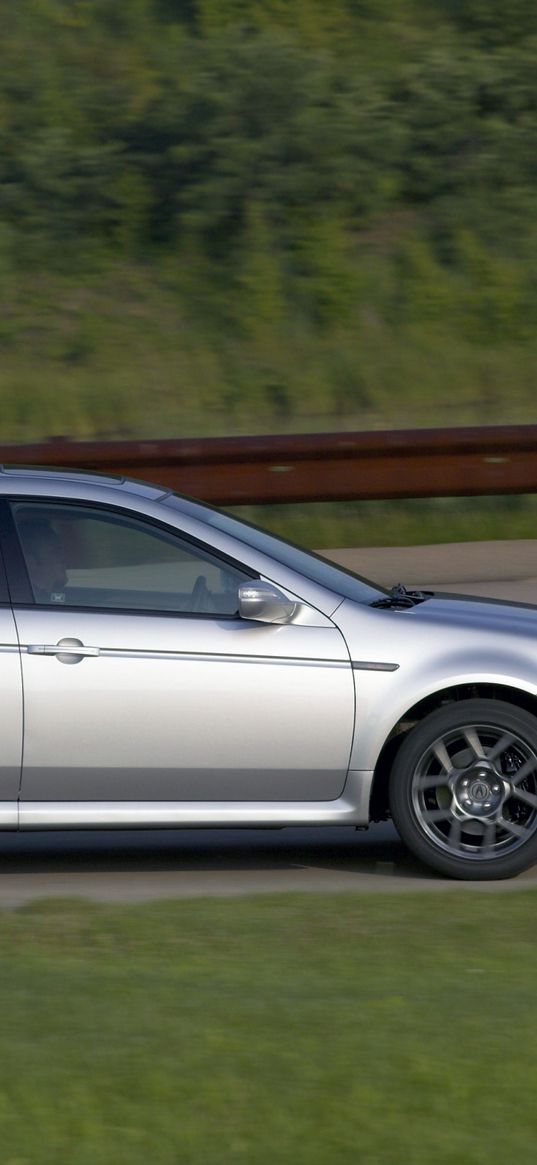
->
0, 465, 167, 500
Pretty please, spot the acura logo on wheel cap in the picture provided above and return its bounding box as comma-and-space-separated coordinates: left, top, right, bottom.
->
469, 780, 490, 801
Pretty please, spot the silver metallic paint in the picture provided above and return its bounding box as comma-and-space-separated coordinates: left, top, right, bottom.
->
1, 467, 537, 838
14, 607, 355, 802
0, 611, 23, 801
334, 596, 537, 774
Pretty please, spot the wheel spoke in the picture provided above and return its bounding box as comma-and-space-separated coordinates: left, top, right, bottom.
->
416, 773, 450, 791
431, 741, 452, 773
510, 756, 537, 785
481, 821, 497, 854
463, 728, 486, 758
499, 817, 527, 839
488, 733, 517, 762
448, 818, 462, 850
422, 807, 452, 823
511, 787, 537, 811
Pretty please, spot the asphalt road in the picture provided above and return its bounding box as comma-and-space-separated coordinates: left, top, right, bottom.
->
328, 538, 537, 602
1, 823, 537, 907
2, 539, 537, 906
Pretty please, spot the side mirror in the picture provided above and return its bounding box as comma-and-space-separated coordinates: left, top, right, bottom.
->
238, 581, 297, 624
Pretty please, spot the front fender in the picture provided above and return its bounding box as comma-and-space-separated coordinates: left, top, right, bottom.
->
349, 649, 537, 773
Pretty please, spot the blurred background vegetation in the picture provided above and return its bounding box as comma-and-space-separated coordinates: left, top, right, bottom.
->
2, 0, 537, 542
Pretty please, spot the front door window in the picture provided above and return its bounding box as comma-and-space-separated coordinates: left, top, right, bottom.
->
12, 502, 247, 615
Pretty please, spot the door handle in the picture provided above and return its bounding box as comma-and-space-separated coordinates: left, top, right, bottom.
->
27, 638, 100, 662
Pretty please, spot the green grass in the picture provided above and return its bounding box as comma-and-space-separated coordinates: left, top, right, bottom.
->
1, 892, 537, 1164
1, 266, 537, 445
235, 494, 537, 547
2, 266, 537, 547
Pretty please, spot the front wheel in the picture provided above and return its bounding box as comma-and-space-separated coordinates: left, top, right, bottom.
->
389, 699, 537, 880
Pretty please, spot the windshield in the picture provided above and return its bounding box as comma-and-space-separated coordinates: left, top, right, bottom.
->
163, 494, 387, 605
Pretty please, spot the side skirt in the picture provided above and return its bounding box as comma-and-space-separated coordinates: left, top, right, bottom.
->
17, 771, 373, 830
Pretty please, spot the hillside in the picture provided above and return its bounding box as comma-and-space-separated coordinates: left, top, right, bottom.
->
1, 0, 536, 441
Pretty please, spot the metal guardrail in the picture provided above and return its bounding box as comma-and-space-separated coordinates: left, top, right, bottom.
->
1, 425, 537, 506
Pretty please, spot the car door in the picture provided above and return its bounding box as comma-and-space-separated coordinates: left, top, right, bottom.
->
5, 499, 355, 811
0, 545, 23, 824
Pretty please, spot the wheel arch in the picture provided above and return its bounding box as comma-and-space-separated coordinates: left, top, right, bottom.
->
369, 682, 537, 822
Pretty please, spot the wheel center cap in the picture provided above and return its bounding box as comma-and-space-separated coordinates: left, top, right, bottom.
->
455, 766, 504, 817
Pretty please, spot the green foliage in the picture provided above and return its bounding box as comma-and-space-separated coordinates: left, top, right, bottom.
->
3, 0, 535, 267
434, 0, 537, 44
236, 496, 537, 550
0, 0, 536, 451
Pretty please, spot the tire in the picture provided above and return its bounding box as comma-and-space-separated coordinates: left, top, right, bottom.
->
389, 699, 537, 880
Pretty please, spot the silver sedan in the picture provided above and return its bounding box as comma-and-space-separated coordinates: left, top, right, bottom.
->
1, 466, 537, 881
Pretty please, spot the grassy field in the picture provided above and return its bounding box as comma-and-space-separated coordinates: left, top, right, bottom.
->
1, 891, 536, 1164
1, 268, 537, 447
2, 268, 537, 548
234, 495, 537, 548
